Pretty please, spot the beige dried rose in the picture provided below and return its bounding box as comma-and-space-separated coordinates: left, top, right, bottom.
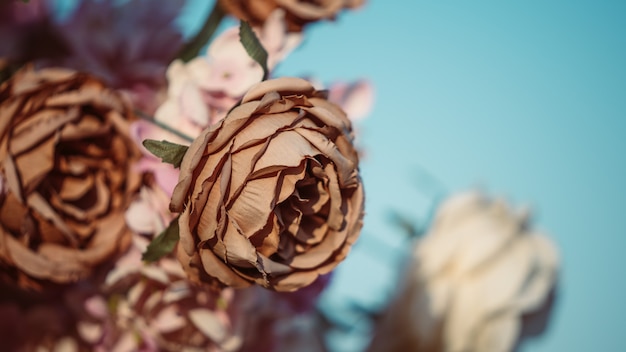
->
0, 66, 141, 289
170, 77, 364, 292
368, 191, 559, 352
218, 0, 365, 32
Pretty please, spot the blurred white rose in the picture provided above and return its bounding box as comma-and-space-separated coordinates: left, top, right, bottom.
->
369, 191, 559, 352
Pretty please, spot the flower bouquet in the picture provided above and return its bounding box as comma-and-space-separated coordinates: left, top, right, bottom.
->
0, 1, 559, 351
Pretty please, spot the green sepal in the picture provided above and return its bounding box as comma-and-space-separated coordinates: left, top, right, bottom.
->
142, 139, 188, 168
142, 216, 180, 262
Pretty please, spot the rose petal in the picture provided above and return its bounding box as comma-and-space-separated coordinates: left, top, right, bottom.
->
198, 248, 250, 288
241, 77, 314, 104
188, 308, 228, 342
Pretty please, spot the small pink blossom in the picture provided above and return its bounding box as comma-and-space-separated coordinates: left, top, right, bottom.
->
328, 79, 375, 122
155, 9, 301, 130
129, 120, 187, 197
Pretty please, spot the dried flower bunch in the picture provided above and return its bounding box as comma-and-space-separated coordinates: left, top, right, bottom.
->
0, 0, 378, 350
170, 77, 364, 292
0, 67, 141, 289
0, 1, 564, 351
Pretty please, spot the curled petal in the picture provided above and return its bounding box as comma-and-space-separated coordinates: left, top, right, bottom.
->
171, 77, 364, 291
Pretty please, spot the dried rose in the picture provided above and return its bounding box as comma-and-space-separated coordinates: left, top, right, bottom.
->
218, 0, 365, 32
0, 66, 141, 289
170, 77, 364, 292
368, 191, 559, 352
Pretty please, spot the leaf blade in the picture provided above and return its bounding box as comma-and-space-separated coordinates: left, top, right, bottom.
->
142, 216, 180, 262
239, 21, 269, 80
142, 139, 188, 168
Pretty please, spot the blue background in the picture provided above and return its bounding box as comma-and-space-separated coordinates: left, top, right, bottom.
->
179, 1, 626, 351
57, 0, 626, 350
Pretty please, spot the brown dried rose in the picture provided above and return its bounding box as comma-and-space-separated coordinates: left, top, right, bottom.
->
170, 77, 364, 292
218, 0, 365, 32
0, 66, 141, 289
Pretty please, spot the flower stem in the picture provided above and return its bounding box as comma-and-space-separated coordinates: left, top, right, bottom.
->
134, 110, 195, 143
177, 1, 225, 62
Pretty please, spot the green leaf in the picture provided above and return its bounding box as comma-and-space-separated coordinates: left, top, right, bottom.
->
142, 216, 180, 262
142, 139, 188, 168
239, 21, 269, 80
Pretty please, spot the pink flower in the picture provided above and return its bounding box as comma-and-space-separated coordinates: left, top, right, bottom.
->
129, 120, 187, 197
124, 186, 173, 237
155, 9, 301, 129
328, 79, 375, 122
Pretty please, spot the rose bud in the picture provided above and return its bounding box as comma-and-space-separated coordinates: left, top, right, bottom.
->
218, 0, 365, 32
170, 77, 364, 292
0, 66, 141, 289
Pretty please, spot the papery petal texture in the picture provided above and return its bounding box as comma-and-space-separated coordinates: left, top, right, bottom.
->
0, 66, 141, 289
171, 77, 364, 292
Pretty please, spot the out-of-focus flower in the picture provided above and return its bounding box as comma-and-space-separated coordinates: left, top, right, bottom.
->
155, 9, 300, 132
108, 174, 243, 351
65, 233, 242, 352
170, 77, 364, 292
127, 106, 196, 237
0, 0, 68, 65
0, 66, 141, 289
218, 0, 365, 32
47, 0, 185, 114
125, 185, 173, 237
327, 80, 374, 122
129, 119, 190, 198
306, 78, 375, 123
368, 191, 560, 352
